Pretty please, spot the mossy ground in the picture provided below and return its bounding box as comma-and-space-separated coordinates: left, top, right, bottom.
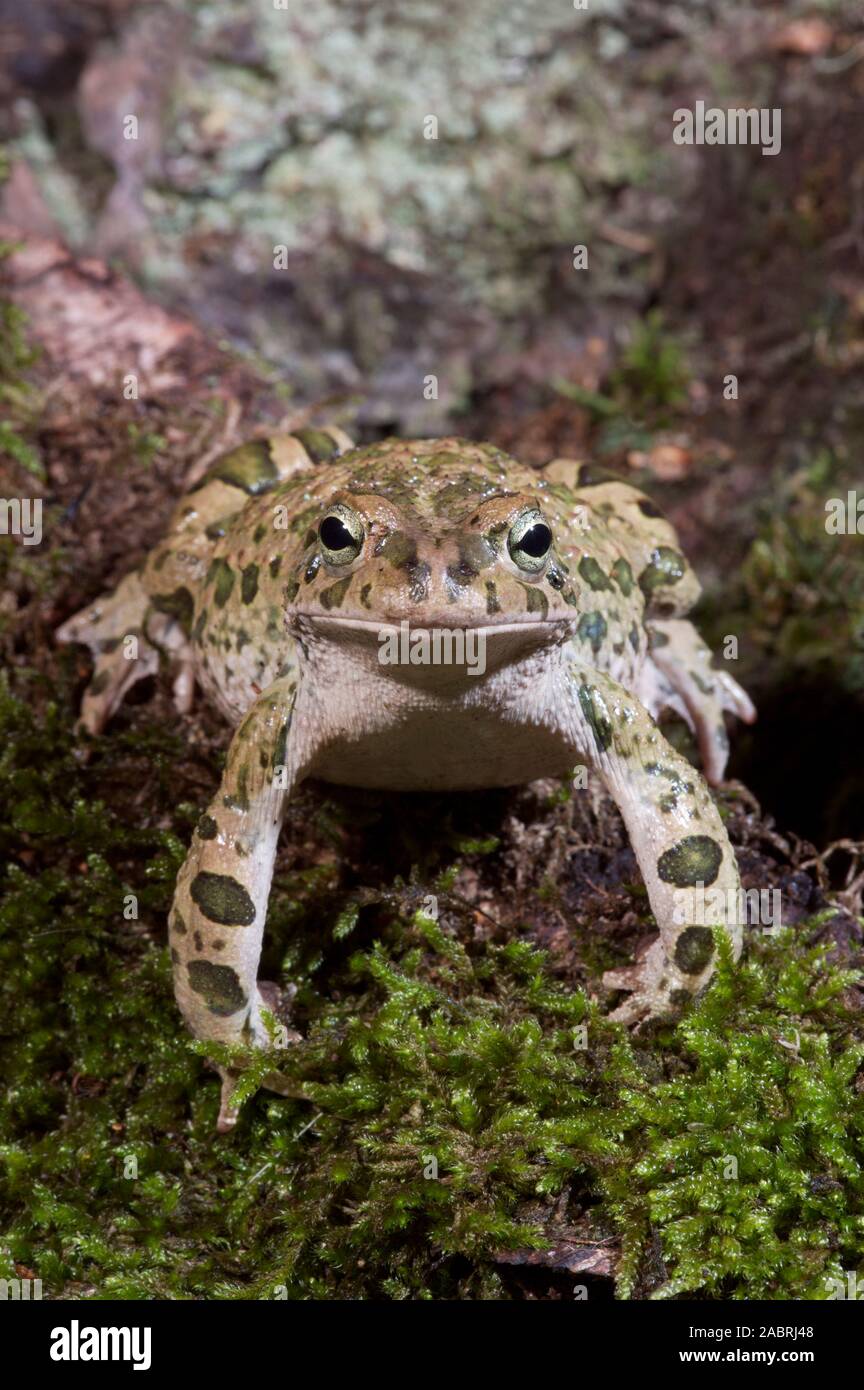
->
1, 641, 863, 1299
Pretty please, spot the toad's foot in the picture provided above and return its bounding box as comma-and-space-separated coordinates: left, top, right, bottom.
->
644, 617, 756, 784
213, 979, 300, 1132
56, 572, 161, 735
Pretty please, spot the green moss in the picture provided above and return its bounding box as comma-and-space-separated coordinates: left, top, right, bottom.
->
0, 242, 43, 479
0, 673, 862, 1300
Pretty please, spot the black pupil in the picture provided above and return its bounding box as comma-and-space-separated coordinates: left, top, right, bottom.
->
518, 522, 552, 558
320, 516, 355, 551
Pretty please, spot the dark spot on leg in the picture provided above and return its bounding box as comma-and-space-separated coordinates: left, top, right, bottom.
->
657, 835, 723, 887
578, 682, 612, 752
190, 872, 256, 926
197, 814, 219, 840
674, 925, 715, 974
187, 960, 248, 1016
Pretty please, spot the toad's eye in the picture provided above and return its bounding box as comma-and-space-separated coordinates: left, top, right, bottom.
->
319, 506, 364, 563
508, 510, 553, 572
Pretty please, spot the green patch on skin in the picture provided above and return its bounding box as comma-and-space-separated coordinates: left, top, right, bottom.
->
272, 718, 290, 774
223, 763, 250, 813
197, 815, 219, 841
460, 534, 498, 572
152, 587, 194, 635
283, 577, 299, 602
89, 670, 111, 696
611, 558, 634, 596
375, 531, 416, 569
578, 556, 613, 591
575, 463, 622, 487
187, 960, 248, 1016
674, 925, 715, 974
204, 442, 279, 495
648, 628, 669, 650
629, 625, 640, 652
191, 609, 208, 642
152, 550, 172, 571
241, 564, 259, 605
657, 835, 723, 887
432, 472, 503, 519
171, 910, 187, 936
294, 428, 338, 462
485, 580, 500, 615
519, 584, 549, 618
269, 556, 282, 579
320, 577, 352, 610
577, 611, 607, 654
253, 523, 267, 544
577, 682, 612, 752
639, 547, 686, 596
659, 793, 678, 813
190, 871, 256, 926
208, 559, 235, 608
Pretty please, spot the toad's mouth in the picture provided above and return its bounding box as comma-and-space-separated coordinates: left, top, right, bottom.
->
289, 613, 576, 681
292, 614, 576, 637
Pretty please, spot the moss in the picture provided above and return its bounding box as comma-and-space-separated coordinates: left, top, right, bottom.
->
0, 671, 861, 1300
0, 242, 43, 479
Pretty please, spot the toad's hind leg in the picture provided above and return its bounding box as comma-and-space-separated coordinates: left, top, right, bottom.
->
566, 663, 743, 1024
56, 571, 161, 735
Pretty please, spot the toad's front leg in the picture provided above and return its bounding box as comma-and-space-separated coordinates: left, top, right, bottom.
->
170, 675, 302, 1131
567, 664, 743, 1023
